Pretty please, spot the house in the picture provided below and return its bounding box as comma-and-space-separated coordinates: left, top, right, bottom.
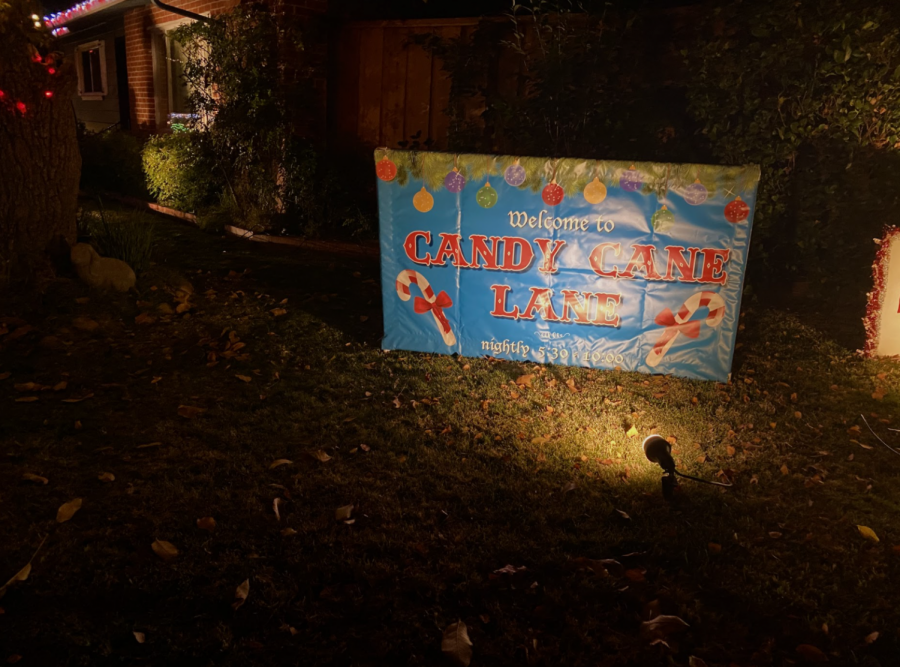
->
47, 0, 328, 134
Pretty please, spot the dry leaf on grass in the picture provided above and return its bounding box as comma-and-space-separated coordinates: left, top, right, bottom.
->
0, 535, 47, 600
15, 396, 38, 403
441, 620, 473, 667
795, 644, 828, 663
177, 405, 206, 419
97, 472, 115, 483
235, 375, 252, 383
857, 525, 879, 543
56, 498, 82, 523
270, 308, 287, 317
335, 504, 354, 521
515, 374, 534, 388
281, 527, 297, 536
310, 450, 332, 463
22, 473, 48, 485
61, 393, 94, 403
269, 459, 293, 469
626, 425, 639, 438
565, 378, 579, 392
273, 498, 283, 522
232, 579, 250, 610
688, 658, 709, 667
133, 631, 146, 644
864, 631, 879, 644
196, 517, 216, 531
640, 615, 690, 645
151, 539, 179, 562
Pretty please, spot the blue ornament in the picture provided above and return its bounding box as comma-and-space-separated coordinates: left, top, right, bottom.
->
684, 179, 708, 206
504, 161, 526, 187
620, 165, 643, 193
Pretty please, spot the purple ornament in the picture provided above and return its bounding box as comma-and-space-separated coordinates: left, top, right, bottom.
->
444, 169, 466, 194
683, 180, 708, 206
504, 162, 526, 187
620, 167, 643, 193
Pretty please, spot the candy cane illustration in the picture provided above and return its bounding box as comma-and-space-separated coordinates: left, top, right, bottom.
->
646, 291, 726, 367
395, 270, 456, 347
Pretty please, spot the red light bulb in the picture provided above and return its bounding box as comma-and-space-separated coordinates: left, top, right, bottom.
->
16, 101, 27, 113
47, 67, 57, 74
44, 90, 53, 98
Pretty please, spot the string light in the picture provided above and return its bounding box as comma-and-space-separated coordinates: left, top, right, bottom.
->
44, 91, 53, 98
15, 102, 27, 114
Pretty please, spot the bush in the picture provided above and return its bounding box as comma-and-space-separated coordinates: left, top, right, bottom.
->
142, 132, 222, 213
79, 129, 148, 198
81, 204, 155, 273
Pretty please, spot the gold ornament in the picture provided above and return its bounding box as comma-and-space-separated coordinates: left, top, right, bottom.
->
413, 186, 434, 213
583, 176, 607, 205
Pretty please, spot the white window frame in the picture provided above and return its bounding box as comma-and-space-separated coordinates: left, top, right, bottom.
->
75, 40, 107, 100
152, 15, 207, 127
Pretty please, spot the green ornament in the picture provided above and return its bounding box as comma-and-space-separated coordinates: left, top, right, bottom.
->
651, 205, 675, 233
476, 181, 498, 209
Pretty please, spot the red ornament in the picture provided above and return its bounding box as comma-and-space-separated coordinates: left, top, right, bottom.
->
542, 181, 564, 206
44, 91, 53, 98
376, 155, 397, 182
724, 196, 749, 223
15, 101, 26, 114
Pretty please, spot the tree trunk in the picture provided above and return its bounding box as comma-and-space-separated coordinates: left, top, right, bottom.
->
0, 6, 81, 282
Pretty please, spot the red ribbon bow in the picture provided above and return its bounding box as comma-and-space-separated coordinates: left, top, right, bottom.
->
414, 291, 453, 334
654, 308, 701, 338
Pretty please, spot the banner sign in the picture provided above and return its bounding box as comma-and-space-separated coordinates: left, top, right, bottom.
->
864, 226, 900, 357
376, 150, 760, 381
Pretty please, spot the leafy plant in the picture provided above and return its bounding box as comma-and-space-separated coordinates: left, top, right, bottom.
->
85, 201, 156, 273
142, 132, 222, 213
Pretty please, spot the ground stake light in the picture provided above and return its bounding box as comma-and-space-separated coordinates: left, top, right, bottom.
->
642, 435, 733, 500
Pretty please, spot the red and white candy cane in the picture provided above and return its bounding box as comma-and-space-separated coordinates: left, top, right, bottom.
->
395, 270, 456, 347
646, 290, 726, 368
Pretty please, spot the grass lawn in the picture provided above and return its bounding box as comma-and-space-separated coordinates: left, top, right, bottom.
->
1, 207, 900, 666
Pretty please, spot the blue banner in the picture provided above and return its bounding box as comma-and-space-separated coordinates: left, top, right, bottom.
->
376, 151, 760, 382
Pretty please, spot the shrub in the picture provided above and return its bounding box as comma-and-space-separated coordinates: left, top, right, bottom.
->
83, 204, 155, 273
142, 132, 222, 213
79, 129, 148, 198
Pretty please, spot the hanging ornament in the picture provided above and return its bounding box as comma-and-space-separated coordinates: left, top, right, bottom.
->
651, 205, 675, 233
542, 159, 564, 206
444, 156, 466, 193
413, 186, 434, 213
476, 181, 498, 208
376, 154, 397, 182
620, 164, 643, 193
724, 196, 750, 223
504, 159, 526, 187
683, 178, 708, 206
583, 175, 607, 205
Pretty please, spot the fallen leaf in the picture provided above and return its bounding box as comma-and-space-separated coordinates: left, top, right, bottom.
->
273, 498, 283, 521
857, 525, 879, 543
626, 425, 639, 438
52, 381, 67, 392
15, 396, 38, 403
196, 516, 216, 531
872, 388, 886, 401
61, 393, 94, 403
531, 436, 550, 445
56, 498, 82, 523
640, 615, 690, 643
515, 374, 534, 388
708, 542, 722, 554
235, 375, 252, 383
269, 458, 293, 469
151, 539, 179, 562
726, 445, 736, 456
616, 509, 631, 520
335, 504, 354, 521
625, 568, 646, 582
689, 657, 709, 667
137, 442, 163, 449
864, 631, 879, 644
270, 308, 287, 317
565, 378, 579, 392
781, 464, 790, 475
97, 472, 115, 482
769, 531, 783, 539
134, 312, 156, 325
133, 631, 145, 644
442, 620, 473, 667
232, 579, 250, 610
177, 405, 206, 419
281, 527, 297, 536
795, 644, 828, 663
0, 372, 10, 381
72, 316, 99, 331
22, 473, 48, 485
310, 450, 332, 463
794, 411, 802, 419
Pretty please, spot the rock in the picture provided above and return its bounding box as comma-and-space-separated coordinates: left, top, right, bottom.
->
70, 243, 136, 292
72, 317, 99, 332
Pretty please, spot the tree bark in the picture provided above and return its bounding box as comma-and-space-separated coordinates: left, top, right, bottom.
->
0, 9, 81, 281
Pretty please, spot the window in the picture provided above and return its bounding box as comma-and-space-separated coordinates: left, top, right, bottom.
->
166, 35, 190, 115
75, 40, 107, 100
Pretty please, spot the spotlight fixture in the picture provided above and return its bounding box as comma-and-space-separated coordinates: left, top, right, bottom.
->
642, 435, 732, 500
